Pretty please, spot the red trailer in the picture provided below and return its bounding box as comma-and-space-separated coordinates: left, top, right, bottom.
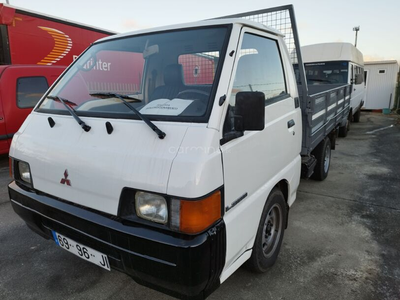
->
0, 4, 114, 154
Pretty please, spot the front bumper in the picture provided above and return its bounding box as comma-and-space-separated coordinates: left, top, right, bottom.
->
9, 182, 226, 300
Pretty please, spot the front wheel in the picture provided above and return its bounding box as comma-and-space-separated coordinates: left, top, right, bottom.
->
311, 137, 332, 181
246, 188, 287, 273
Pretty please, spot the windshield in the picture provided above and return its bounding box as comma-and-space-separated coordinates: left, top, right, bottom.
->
294, 61, 349, 85
37, 26, 230, 122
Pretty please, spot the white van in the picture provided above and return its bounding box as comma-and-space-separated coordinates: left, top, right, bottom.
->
8, 6, 351, 300
301, 42, 365, 136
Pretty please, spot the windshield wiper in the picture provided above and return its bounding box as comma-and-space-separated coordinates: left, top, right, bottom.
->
308, 78, 332, 83
47, 96, 77, 106
47, 95, 91, 132
90, 92, 142, 103
90, 92, 166, 139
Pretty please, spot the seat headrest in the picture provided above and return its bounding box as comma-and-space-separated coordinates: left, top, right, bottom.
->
164, 64, 184, 86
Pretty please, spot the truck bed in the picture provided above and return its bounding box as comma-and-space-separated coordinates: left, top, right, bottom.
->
300, 84, 351, 155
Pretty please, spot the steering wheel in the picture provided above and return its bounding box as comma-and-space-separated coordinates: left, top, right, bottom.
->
176, 89, 209, 103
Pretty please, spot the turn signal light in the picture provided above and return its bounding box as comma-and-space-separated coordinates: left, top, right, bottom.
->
171, 190, 221, 234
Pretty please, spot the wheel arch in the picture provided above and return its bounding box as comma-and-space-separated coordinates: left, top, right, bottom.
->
276, 180, 289, 203
275, 179, 290, 229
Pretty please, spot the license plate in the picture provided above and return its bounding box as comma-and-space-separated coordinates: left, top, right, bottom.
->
52, 231, 110, 271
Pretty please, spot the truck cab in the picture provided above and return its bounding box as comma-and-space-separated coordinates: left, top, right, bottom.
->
0, 65, 64, 154
9, 18, 302, 299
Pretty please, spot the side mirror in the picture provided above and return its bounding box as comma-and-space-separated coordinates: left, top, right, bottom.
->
234, 92, 265, 131
143, 44, 159, 58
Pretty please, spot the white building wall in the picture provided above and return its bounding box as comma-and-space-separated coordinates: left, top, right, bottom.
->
364, 61, 399, 109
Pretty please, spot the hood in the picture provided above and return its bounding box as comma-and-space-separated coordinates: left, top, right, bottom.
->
11, 112, 189, 215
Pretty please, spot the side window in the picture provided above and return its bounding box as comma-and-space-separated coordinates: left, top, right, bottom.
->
355, 66, 364, 85
178, 52, 219, 85
360, 67, 364, 84
230, 33, 287, 106
17, 77, 49, 108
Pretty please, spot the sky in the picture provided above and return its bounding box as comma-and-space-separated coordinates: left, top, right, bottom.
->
2, 0, 400, 63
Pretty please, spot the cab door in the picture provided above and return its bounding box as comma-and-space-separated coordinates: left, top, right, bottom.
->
220, 29, 301, 271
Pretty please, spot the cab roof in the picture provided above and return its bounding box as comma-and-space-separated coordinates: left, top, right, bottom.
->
96, 18, 284, 44
301, 42, 364, 66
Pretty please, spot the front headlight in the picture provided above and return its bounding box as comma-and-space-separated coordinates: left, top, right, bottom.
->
135, 191, 168, 224
119, 188, 222, 234
17, 161, 32, 185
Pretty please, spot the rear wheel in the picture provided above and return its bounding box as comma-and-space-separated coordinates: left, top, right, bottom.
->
246, 188, 287, 273
353, 108, 361, 123
311, 137, 331, 181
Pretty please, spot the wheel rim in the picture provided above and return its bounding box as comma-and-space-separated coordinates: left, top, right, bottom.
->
324, 144, 331, 173
262, 204, 283, 258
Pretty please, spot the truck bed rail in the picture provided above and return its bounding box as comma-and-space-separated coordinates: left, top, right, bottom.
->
301, 84, 351, 155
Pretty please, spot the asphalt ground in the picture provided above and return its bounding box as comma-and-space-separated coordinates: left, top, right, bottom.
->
0, 112, 399, 300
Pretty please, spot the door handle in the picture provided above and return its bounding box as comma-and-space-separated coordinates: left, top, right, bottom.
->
287, 119, 295, 128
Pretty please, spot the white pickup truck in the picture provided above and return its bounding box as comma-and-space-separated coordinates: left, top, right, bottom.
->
8, 5, 351, 300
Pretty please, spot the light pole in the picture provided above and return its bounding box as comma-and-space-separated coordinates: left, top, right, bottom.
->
353, 26, 360, 47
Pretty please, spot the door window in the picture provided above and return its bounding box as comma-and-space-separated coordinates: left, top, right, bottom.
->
230, 33, 287, 106
17, 77, 49, 108
354, 66, 364, 84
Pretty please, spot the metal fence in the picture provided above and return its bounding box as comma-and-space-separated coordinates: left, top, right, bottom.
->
216, 5, 308, 98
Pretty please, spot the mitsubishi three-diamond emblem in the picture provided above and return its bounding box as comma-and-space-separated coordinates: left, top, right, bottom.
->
60, 169, 71, 186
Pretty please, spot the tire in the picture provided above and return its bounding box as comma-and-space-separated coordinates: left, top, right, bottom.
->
338, 118, 349, 137
311, 137, 331, 181
246, 188, 287, 273
353, 108, 361, 123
